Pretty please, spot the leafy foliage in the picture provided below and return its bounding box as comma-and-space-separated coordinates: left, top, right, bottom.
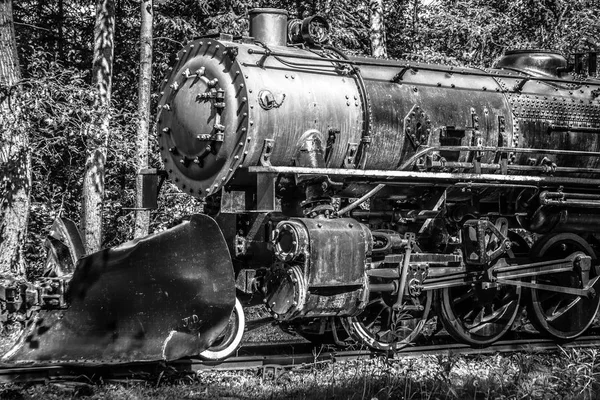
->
390, 0, 600, 66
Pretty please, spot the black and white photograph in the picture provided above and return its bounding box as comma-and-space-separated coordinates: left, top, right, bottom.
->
1, 1, 600, 398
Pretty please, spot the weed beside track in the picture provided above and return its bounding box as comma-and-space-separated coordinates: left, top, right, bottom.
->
2, 348, 600, 399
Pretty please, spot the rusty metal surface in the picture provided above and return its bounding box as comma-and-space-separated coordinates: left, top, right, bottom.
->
156, 10, 600, 203
301, 218, 371, 287
4, 214, 234, 363
265, 218, 371, 320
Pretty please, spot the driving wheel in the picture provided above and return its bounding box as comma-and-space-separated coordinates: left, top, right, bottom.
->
437, 231, 525, 346
438, 281, 521, 346
344, 289, 432, 351
527, 233, 600, 340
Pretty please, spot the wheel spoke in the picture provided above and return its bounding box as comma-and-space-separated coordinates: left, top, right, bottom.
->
363, 298, 387, 328
546, 297, 581, 322
462, 308, 476, 321
466, 301, 514, 332
452, 288, 475, 305
466, 308, 485, 328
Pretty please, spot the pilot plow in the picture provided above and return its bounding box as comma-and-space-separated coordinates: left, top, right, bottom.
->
1, 214, 236, 363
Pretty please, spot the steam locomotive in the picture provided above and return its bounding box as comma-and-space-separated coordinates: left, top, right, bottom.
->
153, 8, 600, 356
5, 8, 600, 364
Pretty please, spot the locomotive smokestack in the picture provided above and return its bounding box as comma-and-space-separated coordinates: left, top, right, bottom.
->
248, 8, 288, 47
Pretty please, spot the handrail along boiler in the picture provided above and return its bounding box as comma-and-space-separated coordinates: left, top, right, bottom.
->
155, 8, 600, 352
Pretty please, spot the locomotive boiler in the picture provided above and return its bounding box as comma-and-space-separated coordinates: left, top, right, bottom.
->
5, 7, 600, 364
155, 7, 600, 355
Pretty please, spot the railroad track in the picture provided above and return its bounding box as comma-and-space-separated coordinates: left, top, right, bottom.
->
2, 333, 600, 383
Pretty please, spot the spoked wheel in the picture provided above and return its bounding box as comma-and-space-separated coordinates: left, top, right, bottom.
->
528, 233, 600, 340
438, 230, 525, 346
199, 297, 245, 360
344, 290, 432, 351
438, 282, 521, 346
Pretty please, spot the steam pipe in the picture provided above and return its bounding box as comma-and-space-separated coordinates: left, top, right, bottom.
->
369, 283, 396, 292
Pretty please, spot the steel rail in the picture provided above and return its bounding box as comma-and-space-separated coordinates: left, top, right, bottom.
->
2, 334, 600, 382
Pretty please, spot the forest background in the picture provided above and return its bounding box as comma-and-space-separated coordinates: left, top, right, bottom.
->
1, 0, 599, 280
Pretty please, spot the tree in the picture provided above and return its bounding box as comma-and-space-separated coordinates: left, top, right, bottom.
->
369, 0, 388, 58
133, 0, 153, 238
80, 0, 115, 254
0, 0, 30, 277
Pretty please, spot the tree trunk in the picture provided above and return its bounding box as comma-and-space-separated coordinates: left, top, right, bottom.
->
369, 0, 388, 58
0, 0, 29, 278
80, 0, 115, 254
133, 0, 153, 238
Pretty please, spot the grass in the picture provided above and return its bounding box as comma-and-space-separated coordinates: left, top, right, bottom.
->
2, 348, 600, 399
